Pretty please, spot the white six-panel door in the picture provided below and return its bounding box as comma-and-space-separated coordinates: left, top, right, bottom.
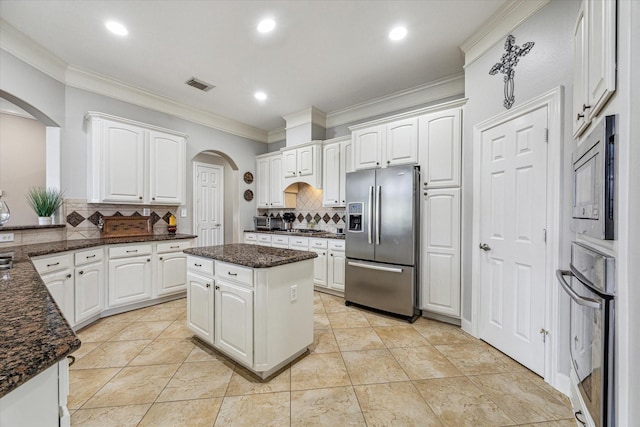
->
195, 163, 223, 247
478, 106, 548, 376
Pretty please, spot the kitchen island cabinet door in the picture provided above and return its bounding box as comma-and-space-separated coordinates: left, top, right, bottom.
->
214, 280, 254, 366
187, 272, 214, 345
156, 252, 188, 297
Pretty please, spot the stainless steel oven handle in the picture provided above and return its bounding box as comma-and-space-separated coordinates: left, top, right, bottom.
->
556, 270, 602, 309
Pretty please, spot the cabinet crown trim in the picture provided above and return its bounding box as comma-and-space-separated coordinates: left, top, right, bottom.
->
348, 98, 467, 131
279, 140, 323, 153
85, 111, 189, 139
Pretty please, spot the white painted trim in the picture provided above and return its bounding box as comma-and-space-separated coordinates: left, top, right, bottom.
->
192, 162, 225, 246
471, 86, 564, 388
267, 127, 286, 144
460, 0, 550, 68
0, 19, 67, 82
45, 127, 61, 190
85, 111, 189, 139
283, 107, 327, 129
348, 98, 468, 131
328, 74, 465, 129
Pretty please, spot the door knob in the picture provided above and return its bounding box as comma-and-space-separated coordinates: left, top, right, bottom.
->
479, 243, 491, 251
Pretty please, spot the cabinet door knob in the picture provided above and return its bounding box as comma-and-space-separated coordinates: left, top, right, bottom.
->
299, 171, 301, 174
582, 104, 591, 111
215, 285, 220, 290
66, 274, 71, 278
147, 258, 151, 262
206, 283, 210, 288
577, 113, 585, 120
330, 254, 333, 257
387, 160, 390, 164
159, 257, 163, 260
376, 162, 380, 165
139, 196, 143, 200
79, 271, 84, 275
152, 197, 156, 201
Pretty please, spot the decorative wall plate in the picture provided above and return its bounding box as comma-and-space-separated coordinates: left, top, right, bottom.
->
243, 172, 254, 184
244, 189, 254, 201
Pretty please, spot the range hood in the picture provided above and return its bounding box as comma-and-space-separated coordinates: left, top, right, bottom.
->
283, 107, 326, 147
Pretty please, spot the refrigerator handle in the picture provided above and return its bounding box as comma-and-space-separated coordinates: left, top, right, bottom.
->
375, 185, 381, 245
368, 186, 374, 244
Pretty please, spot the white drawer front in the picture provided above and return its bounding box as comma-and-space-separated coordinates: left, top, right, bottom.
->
328, 240, 345, 251
157, 240, 192, 254
257, 234, 272, 243
216, 261, 253, 286
309, 238, 328, 249
187, 256, 214, 276
109, 244, 152, 258
272, 235, 289, 245
244, 233, 257, 242
74, 248, 104, 266
289, 237, 309, 249
32, 253, 73, 274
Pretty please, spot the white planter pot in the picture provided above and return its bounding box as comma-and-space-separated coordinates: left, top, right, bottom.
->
38, 216, 53, 225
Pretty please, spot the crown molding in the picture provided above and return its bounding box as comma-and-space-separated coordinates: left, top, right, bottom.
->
66, 66, 268, 142
325, 73, 464, 129
0, 19, 67, 82
460, 0, 550, 67
282, 106, 327, 129
267, 127, 286, 143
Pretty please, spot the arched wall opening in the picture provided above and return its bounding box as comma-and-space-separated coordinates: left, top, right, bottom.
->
192, 150, 239, 244
0, 90, 62, 226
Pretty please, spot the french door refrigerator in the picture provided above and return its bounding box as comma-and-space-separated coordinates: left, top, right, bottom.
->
345, 164, 420, 321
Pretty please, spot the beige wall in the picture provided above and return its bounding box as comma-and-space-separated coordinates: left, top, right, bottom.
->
0, 112, 46, 226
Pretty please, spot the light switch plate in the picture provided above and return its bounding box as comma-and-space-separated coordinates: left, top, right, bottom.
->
0, 233, 14, 242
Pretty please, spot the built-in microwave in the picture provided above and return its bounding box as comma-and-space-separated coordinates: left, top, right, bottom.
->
571, 115, 616, 240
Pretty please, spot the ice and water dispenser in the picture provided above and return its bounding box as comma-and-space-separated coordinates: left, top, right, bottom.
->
347, 202, 363, 232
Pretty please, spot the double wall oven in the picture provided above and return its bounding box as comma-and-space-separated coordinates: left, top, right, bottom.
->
558, 115, 617, 427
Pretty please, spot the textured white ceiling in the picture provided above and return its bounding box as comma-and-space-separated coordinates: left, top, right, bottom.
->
0, 0, 506, 132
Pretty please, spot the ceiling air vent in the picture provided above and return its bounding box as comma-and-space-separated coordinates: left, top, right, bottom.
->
185, 77, 215, 92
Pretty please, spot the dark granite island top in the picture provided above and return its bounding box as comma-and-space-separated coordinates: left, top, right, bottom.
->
0, 233, 196, 398
184, 243, 318, 268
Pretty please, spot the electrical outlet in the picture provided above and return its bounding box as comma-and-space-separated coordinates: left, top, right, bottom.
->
180, 207, 187, 218
290, 284, 297, 302
0, 233, 14, 242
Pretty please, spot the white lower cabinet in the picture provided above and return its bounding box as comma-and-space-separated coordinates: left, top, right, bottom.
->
108, 245, 153, 307
74, 248, 105, 325
327, 240, 346, 292
310, 248, 327, 287
33, 253, 75, 326
420, 188, 461, 317
0, 359, 70, 427
187, 271, 214, 345
215, 279, 254, 366
155, 240, 191, 297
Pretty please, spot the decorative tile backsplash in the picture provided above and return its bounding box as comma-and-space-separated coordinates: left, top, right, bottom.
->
257, 184, 346, 231
63, 199, 177, 240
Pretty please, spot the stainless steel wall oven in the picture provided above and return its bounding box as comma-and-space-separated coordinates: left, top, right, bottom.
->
557, 242, 615, 427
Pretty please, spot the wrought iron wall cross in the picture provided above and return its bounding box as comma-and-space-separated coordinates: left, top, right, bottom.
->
489, 35, 534, 109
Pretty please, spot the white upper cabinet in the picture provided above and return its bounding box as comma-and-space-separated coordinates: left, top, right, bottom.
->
419, 108, 462, 188
386, 118, 419, 167
572, 0, 616, 138
86, 112, 187, 205
149, 130, 185, 205
256, 152, 294, 209
282, 142, 322, 188
352, 118, 418, 170
322, 137, 352, 207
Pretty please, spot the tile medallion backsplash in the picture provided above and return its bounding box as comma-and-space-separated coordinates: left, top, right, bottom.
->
257, 184, 346, 231
64, 199, 178, 240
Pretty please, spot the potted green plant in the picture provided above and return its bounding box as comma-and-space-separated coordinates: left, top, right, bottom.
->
26, 187, 64, 225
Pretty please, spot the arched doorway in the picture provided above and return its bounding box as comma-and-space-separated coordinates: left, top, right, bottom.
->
192, 151, 239, 245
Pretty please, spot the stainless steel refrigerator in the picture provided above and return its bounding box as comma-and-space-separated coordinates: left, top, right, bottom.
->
345, 164, 420, 321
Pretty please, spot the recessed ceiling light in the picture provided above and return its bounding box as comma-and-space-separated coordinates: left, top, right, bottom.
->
257, 18, 276, 33
389, 26, 407, 41
105, 21, 128, 36
254, 91, 267, 101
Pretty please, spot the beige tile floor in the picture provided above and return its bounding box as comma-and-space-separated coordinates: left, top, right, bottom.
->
69, 293, 574, 427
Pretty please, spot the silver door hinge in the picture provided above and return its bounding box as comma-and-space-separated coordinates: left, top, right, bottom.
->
540, 328, 549, 342
544, 128, 549, 143
543, 228, 547, 243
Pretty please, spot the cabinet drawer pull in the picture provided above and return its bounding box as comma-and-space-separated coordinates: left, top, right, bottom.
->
47, 262, 60, 267
227, 272, 238, 276
126, 250, 138, 253
577, 113, 585, 120
86, 254, 96, 259
170, 245, 179, 249
194, 263, 202, 267
582, 104, 591, 111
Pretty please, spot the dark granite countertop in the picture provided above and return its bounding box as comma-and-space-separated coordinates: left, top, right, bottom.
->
0, 233, 196, 398
0, 224, 66, 231
243, 230, 345, 240
185, 243, 318, 268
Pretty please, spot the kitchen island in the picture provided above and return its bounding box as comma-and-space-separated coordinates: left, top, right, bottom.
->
184, 244, 317, 379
